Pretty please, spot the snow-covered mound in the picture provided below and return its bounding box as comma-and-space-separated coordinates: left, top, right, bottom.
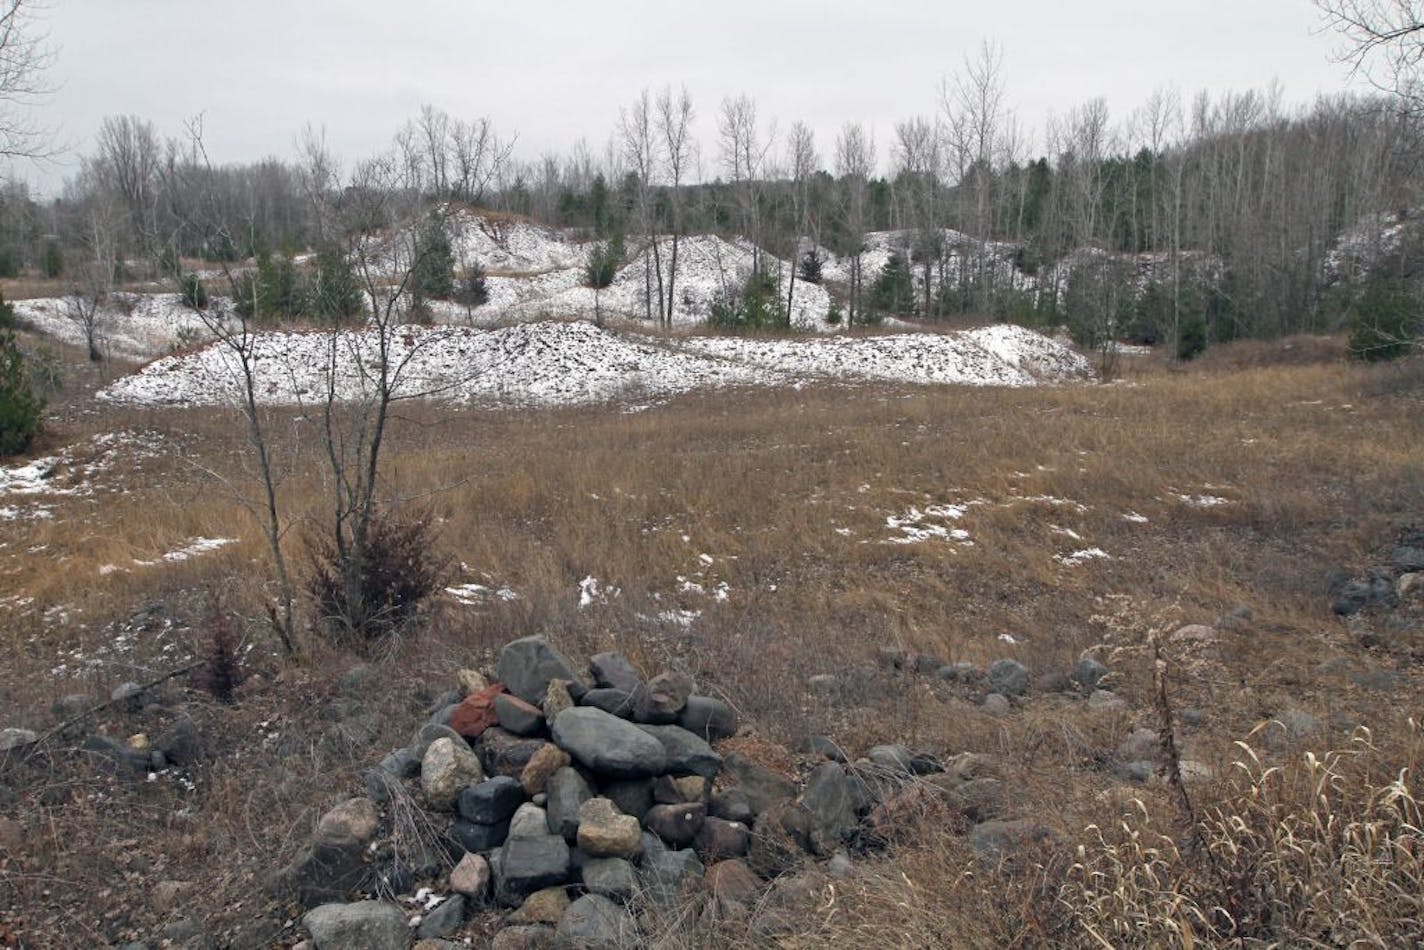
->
12, 293, 219, 358
680, 323, 1091, 387
97, 320, 1090, 409
446, 209, 587, 273
97, 321, 773, 409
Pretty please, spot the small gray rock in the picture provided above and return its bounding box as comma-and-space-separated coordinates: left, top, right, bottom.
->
302, 900, 407, 950
580, 856, 638, 902
509, 802, 550, 839
418, 894, 467, 939
459, 776, 526, 825
987, 659, 1029, 697
982, 693, 1011, 716
496, 834, 571, 905
1071, 658, 1108, 691
545, 767, 593, 841
495, 694, 547, 737
554, 893, 637, 949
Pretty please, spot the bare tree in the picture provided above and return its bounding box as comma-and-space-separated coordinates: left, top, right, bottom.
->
94, 115, 162, 260
834, 122, 876, 326
166, 122, 302, 657
0, 0, 52, 160
784, 120, 819, 320
66, 195, 116, 361
1318, 1, 1424, 112
656, 86, 696, 329
717, 94, 775, 271
620, 90, 663, 324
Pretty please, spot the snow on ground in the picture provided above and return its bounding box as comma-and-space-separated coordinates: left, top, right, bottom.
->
447, 209, 587, 273
11, 293, 219, 359
1055, 547, 1110, 566
445, 582, 520, 606
0, 431, 166, 520
96, 319, 1091, 409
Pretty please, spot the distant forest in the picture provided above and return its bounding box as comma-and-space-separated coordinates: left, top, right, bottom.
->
2, 50, 1421, 350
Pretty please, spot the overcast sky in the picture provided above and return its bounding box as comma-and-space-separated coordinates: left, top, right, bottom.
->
15, 0, 1357, 194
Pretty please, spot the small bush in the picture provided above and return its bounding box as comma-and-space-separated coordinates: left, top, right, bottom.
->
868, 251, 914, 319
308, 247, 363, 322
1348, 278, 1420, 362
825, 300, 843, 326
180, 273, 209, 310
455, 261, 490, 309
798, 248, 823, 285
198, 600, 244, 704
306, 507, 445, 645
1176, 313, 1208, 360
41, 240, 63, 279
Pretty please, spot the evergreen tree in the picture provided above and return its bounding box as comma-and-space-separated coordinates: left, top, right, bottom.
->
584, 235, 622, 326
798, 248, 823, 285
455, 260, 490, 310
309, 247, 363, 321
41, 240, 62, 279
868, 252, 913, 320
0, 291, 43, 457
410, 216, 454, 303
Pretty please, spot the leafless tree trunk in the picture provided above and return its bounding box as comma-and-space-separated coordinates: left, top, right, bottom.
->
620, 91, 663, 324
166, 121, 302, 658
67, 199, 117, 361
657, 86, 696, 329
835, 123, 875, 327
785, 120, 819, 321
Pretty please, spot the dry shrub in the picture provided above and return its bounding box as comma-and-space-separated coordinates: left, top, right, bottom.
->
305, 506, 445, 646
1058, 727, 1424, 948
196, 598, 243, 704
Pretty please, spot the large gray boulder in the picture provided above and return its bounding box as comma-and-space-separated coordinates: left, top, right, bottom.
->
677, 695, 737, 741
588, 652, 643, 693
799, 763, 858, 856
634, 723, 721, 779
722, 753, 796, 817
302, 901, 408, 950
551, 707, 667, 779
498, 636, 582, 705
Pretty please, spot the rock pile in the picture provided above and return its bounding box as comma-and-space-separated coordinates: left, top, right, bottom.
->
1331, 526, 1424, 657
280, 634, 1071, 948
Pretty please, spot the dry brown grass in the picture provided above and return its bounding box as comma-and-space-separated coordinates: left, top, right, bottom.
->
0, 339, 1422, 945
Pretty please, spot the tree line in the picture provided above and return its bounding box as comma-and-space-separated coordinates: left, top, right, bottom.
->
0, 54, 1419, 350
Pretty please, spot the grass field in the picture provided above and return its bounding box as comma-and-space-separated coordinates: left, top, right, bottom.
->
1, 331, 1422, 946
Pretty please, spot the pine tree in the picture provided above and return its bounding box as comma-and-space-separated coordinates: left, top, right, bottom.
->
0, 292, 43, 457
868, 252, 913, 321
411, 216, 455, 302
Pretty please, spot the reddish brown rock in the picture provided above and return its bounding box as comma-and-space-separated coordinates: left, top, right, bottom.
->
451, 683, 508, 740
